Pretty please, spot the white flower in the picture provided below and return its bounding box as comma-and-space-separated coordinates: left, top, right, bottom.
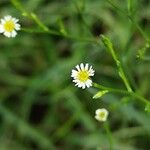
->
95, 108, 109, 122
71, 63, 95, 89
0, 15, 21, 38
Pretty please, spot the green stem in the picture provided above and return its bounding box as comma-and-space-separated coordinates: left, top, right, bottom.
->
101, 35, 133, 92
106, 0, 149, 42
128, 16, 149, 42
127, 0, 131, 14
104, 122, 113, 150
21, 27, 97, 43
74, 1, 93, 37
93, 83, 150, 105
11, 0, 98, 43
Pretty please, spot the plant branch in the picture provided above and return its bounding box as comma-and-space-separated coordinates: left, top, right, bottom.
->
11, 0, 98, 43
93, 83, 150, 105
104, 122, 113, 150
101, 35, 133, 92
106, 0, 149, 42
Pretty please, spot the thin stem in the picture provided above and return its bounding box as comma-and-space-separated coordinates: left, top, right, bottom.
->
93, 83, 150, 105
101, 35, 133, 92
104, 122, 113, 150
128, 16, 149, 42
11, 0, 98, 44
127, 0, 131, 14
106, 0, 149, 42
74, 1, 93, 37
21, 27, 97, 43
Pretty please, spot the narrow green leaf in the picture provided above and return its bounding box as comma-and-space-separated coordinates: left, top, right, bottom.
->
101, 34, 132, 92
57, 18, 67, 36
11, 0, 27, 14
30, 13, 49, 31
93, 90, 108, 99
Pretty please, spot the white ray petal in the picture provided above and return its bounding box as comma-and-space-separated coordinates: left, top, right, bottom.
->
80, 63, 84, 71
75, 65, 80, 71
11, 30, 17, 37
0, 25, 4, 33
4, 15, 12, 21
85, 63, 89, 70
15, 23, 21, 30
4, 31, 11, 37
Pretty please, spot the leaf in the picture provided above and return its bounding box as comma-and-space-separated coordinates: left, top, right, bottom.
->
93, 90, 108, 99
57, 18, 67, 36
31, 13, 49, 31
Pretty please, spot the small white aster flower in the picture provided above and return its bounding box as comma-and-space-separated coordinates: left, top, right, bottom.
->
0, 15, 21, 38
95, 108, 109, 122
71, 63, 95, 89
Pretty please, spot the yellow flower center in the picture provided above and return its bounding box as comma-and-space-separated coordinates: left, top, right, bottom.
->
4, 20, 15, 32
78, 71, 89, 82
99, 112, 105, 119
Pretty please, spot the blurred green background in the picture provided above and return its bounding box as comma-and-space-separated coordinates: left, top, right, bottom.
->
0, 0, 150, 149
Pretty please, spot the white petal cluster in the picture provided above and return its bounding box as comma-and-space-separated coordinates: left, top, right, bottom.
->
95, 108, 109, 122
0, 15, 21, 38
71, 63, 95, 89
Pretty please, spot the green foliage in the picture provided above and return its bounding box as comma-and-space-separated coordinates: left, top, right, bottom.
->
93, 90, 108, 99
0, 0, 150, 149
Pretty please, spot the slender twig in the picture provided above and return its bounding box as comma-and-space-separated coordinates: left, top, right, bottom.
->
127, 0, 131, 14
93, 83, 150, 105
11, 0, 98, 43
104, 122, 113, 150
101, 35, 133, 92
106, 0, 149, 42
21, 27, 97, 43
